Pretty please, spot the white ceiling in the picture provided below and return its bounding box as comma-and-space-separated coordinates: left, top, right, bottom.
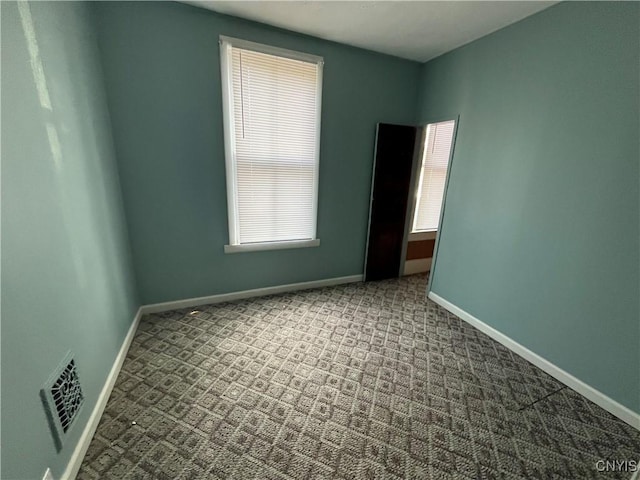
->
185, 1, 557, 63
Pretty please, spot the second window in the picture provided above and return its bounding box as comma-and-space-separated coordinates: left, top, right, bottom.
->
220, 37, 323, 250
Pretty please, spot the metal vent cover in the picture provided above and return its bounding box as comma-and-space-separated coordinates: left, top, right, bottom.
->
41, 352, 84, 451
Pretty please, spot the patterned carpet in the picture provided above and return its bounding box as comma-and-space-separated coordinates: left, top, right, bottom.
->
78, 274, 640, 479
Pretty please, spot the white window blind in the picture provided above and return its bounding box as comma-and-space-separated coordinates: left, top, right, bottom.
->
412, 120, 456, 232
220, 37, 323, 247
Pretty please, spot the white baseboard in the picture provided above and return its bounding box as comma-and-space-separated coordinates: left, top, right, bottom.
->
403, 258, 432, 276
140, 275, 364, 315
60, 274, 363, 478
61, 307, 143, 480
428, 292, 640, 431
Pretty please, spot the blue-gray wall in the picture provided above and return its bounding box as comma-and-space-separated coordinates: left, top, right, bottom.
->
3, 2, 638, 479
420, 2, 639, 412
93, 2, 421, 305
1, 2, 139, 478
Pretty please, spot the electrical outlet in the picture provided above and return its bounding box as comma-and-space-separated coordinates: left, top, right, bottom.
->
42, 468, 54, 480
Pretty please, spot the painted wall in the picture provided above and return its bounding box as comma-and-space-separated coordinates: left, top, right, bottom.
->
403, 233, 436, 276
93, 2, 421, 305
1, 2, 139, 478
421, 2, 639, 412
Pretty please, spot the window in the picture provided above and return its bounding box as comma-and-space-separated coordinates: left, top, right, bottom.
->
411, 119, 456, 232
220, 37, 323, 253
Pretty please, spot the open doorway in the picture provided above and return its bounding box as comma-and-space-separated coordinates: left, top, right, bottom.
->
402, 119, 457, 277
364, 118, 457, 282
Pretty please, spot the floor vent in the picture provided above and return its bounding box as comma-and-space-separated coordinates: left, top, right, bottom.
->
41, 352, 84, 451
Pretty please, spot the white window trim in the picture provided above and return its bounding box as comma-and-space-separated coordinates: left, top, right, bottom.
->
220, 35, 324, 65
224, 239, 320, 254
220, 36, 323, 253
411, 125, 431, 234
409, 231, 437, 241
410, 120, 456, 234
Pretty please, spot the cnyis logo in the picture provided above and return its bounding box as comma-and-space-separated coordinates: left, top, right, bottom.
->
595, 460, 639, 472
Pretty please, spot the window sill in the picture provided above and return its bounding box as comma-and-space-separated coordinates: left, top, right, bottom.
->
224, 239, 320, 254
409, 230, 437, 241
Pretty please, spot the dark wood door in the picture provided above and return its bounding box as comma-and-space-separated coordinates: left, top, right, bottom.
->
365, 123, 418, 281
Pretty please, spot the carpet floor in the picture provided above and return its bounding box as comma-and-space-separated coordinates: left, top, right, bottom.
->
77, 274, 639, 479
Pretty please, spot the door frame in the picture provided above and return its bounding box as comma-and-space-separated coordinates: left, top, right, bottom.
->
362, 125, 381, 282
364, 116, 460, 286
398, 127, 428, 277
421, 114, 460, 296
363, 123, 420, 281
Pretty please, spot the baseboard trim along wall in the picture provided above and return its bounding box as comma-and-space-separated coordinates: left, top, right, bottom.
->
61, 308, 143, 480
428, 292, 640, 431
140, 275, 364, 315
61, 274, 363, 478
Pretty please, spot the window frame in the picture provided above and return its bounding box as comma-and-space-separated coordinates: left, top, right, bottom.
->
219, 36, 324, 253
409, 119, 457, 234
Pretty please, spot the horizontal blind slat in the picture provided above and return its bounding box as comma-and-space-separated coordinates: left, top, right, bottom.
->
413, 120, 455, 232
229, 44, 320, 244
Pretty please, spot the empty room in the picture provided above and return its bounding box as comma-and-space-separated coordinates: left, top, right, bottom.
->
2, 1, 639, 479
